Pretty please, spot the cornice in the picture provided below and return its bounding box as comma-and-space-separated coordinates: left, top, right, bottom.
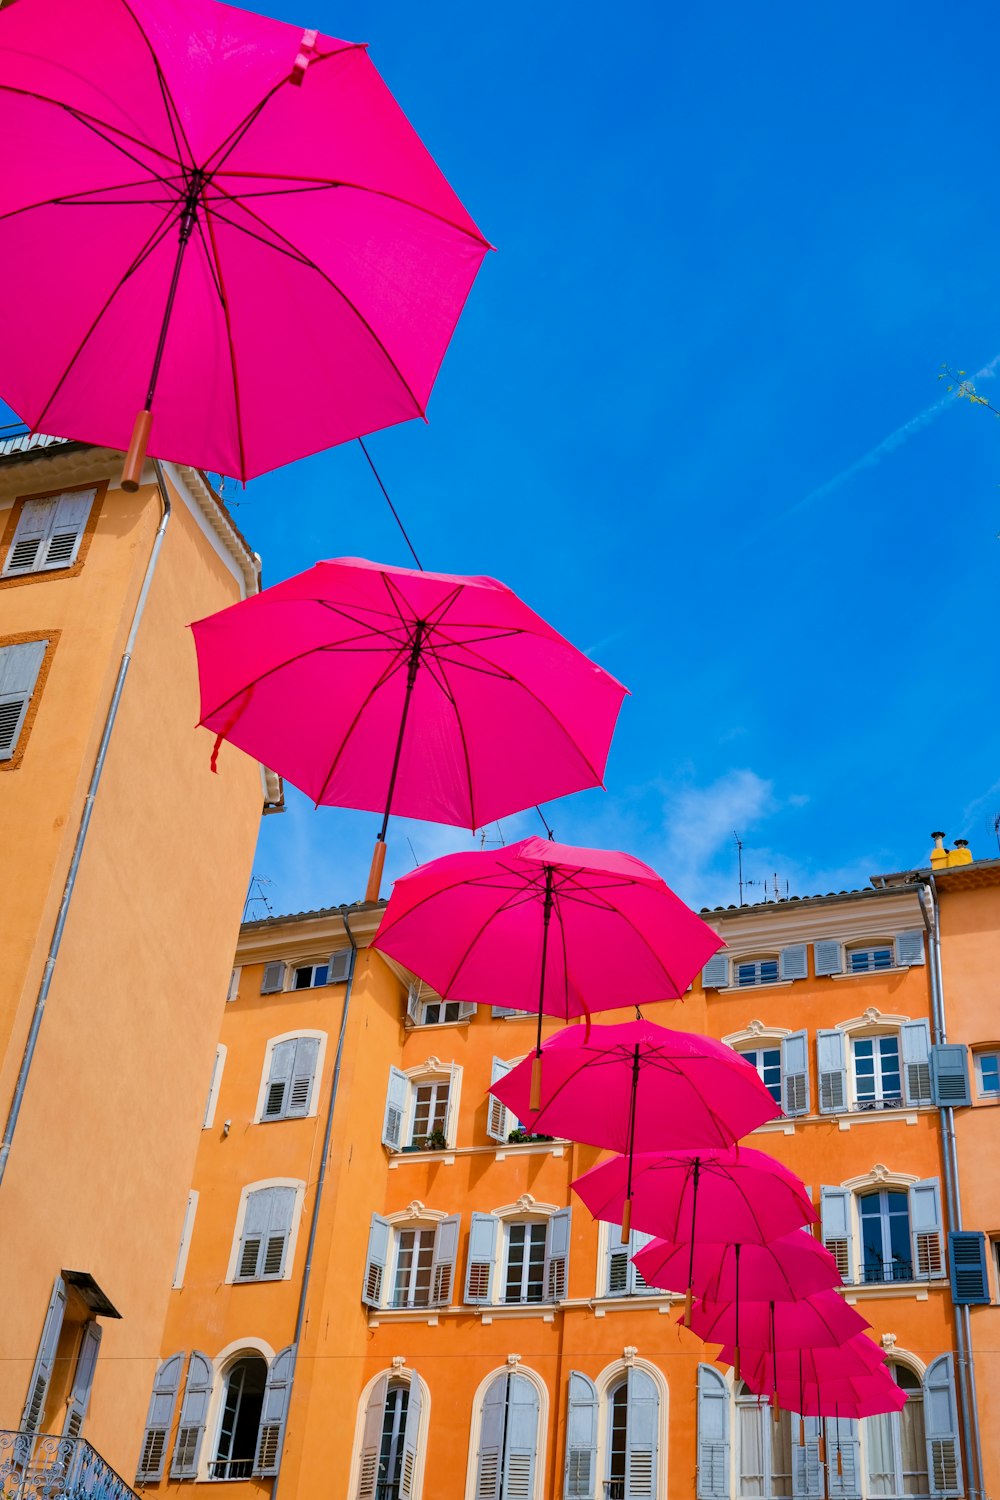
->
235, 904, 383, 961
704, 887, 924, 953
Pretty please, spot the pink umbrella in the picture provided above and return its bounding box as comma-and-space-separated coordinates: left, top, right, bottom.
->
688, 1289, 870, 1354
191, 560, 627, 898
0, 0, 489, 484
572, 1147, 817, 1318
720, 1338, 888, 1391
487, 1021, 779, 1234
375, 845, 721, 1104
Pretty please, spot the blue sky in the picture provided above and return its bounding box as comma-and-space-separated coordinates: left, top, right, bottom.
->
19, 2, 1000, 915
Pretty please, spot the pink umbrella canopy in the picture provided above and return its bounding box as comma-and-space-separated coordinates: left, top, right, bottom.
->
632, 1230, 841, 1305
719, 1337, 888, 1390
765, 1374, 907, 1420
688, 1289, 871, 1352
0, 0, 489, 482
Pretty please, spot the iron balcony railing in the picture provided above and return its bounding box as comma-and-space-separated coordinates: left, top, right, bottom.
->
0, 1431, 139, 1500
863, 1257, 914, 1284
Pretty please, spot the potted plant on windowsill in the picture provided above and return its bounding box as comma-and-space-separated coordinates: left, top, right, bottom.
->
506, 1127, 555, 1144
421, 1128, 449, 1151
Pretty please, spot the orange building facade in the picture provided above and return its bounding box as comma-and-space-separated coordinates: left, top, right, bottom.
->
0, 436, 273, 1493
136, 836, 997, 1500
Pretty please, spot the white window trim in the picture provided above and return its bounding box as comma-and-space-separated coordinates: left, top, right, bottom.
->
346, 1367, 430, 1500
593, 1356, 669, 1500
729, 953, 782, 989
836, 1166, 928, 1290
203, 1044, 227, 1131
227, 968, 241, 1003
253, 1030, 328, 1124
197, 1340, 276, 1484
172, 1191, 199, 1290
973, 1048, 1000, 1100
462, 1363, 549, 1500
721, 1022, 792, 1048
593, 1220, 670, 1301
835, 1012, 911, 1112
225, 1178, 306, 1285
400, 1058, 464, 1149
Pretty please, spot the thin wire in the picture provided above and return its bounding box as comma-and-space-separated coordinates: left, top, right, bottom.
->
357, 437, 423, 571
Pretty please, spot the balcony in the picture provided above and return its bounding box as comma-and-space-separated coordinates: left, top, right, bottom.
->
0, 1431, 139, 1500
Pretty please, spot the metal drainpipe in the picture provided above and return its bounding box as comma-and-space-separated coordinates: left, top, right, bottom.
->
0, 460, 173, 1189
271, 908, 359, 1500
918, 876, 985, 1500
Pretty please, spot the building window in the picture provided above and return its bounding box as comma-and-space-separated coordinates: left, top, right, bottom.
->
382, 1065, 459, 1152
739, 1046, 783, 1107
847, 943, 895, 974
852, 1035, 902, 1110
362, 1213, 460, 1311
355, 1373, 424, 1500
859, 1190, 913, 1283
260, 1036, 320, 1121
376, 1381, 410, 1498
473, 1370, 541, 1500
232, 1185, 298, 1283
2, 489, 95, 576
975, 1050, 1000, 1098
410, 1080, 449, 1145
735, 1380, 792, 1498
821, 1180, 944, 1284
293, 961, 328, 990
210, 1356, 267, 1481
865, 1363, 928, 1496
393, 1228, 436, 1309
606, 1381, 628, 1499
504, 1222, 548, 1304
464, 1208, 571, 1307
407, 984, 475, 1026
735, 957, 779, 988
605, 1225, 660, 1297
0, 637, 49, 762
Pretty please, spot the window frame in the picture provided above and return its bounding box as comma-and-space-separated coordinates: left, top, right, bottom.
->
465, 1366, 546, 1500
851, 1032, 904, 1111
226, 1179, 305, 1285
208, 1353, 269, 1482
350, 1368, 429, 1500
0, 632, 57, 770
733, 1379, 793, 1500
501, 1219, 549, 1306
974, 1049, 1000, 1100
845, 940, 896, 974
736, 1044, 783, 1107
733, 954, 781, 989
0, 483, 103, 584
254, 1030, 326, 1125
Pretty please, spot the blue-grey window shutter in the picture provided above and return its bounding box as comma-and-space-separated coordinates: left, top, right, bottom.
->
702, 954, 729, 990
398, 1372, 423, 1499
631, 1229, 666, 1294
820, 1186, 854, 1282
0, 638, 49, 760
260, 961, 284, 994
253, 1345, 295, 1477
695, 1364, 729, 1498
328, 948, 352, 983
20, 1275, 66, 1433
288, 1037, 320, 1116
813, 940, 843, 977
407, 985, 421, 1024
895, 929, 926, 966
487, 1058, 513, 1142
816, 1030, 847, 1113
465, 1212, 499, 1304
924, 1355, 963, 1496
792, 1415, 823, 1498
781, 1031, 810, 1116
362, 1214, 390, 1307
910, 1179, 945, 1279
825, 1416, 860, 1498
625, 1367, 658, 1499
264, 1039, 295, 1118
564, 1371, 598, 1499
545, 1207, 571, 1302
382, 1066, 409, 1149
264, 1186, 295, 1278
136, 1353, 184, 1482
3, 497, 52, 574
931, 1045, 971, 1107
431, 1215, 461, 1305
236, 1188, 272, 1280
171, 1352, 213, 1477
901, 1020, 933, 1105
949, 1231, 989, 1304
43, 490, 94, 568
607, 1226, 631, 1296
503, 1372, 539, 1500
476, 1372, 507, 1499
357, 1375, 388, 1498
63, 1320, 102, 1438
779, 944, 808, 981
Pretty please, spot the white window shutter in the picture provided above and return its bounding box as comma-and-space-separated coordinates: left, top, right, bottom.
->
816, 1029, 847, 1113
825, 1416, 860, 1499
444, 1062, 459, 1143
62, 1321, 102, 1439
563, 1371, 598, 1499
695, 1364, 729, 1498
253, 1345, 295, 1477
262, 1187, 296, 1278
503, 1372, 540, 1500
607, 1225, 631, 1295
136, 1353, 184, 1482
20, 1275, 66, 1433
924, 1354, 963, 1496
476, 1374, 507, 1499
813, 939, 843, 976
382, 1066, 409, 1149
288, 1036, 320, 1116
398, 1373, 423, 1499
779, 944, 808, 981
0, 638, 48, 761
431, 1215, 460, 1305
237, 1189, 273, 1280
170, 1352, 213, 1477
910, 1179, 945, 1279
203, 1045, 225, 1128
781, 1031, 810, 1116
701, 953, 729, 990
3, 497, 52, 574
260, 961, 285, 994
820, 1186, 854, 1282
901, 1020, 933, 1105
793, 1415, 824, 1497
407, 985, 421, 1024
357, 1375, 388, 1498
362, 1214, 390, 1307
465, 1212, 499, 1304
328, 948, 352, 984
487, 1058, 513, 1142
264, 1040, 296, 1118
458, 1000, 477, 1020
172, 1191, 198, 1289
545, 1207, 571, 1302
895, 929, 926, 966
43, 490, 94, 568
625, 1367, 658, 1498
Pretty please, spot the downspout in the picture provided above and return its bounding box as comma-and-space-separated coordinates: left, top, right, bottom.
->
918, 876, 985, 1500
272, 908, 359, 1500
0, 460, 173, 1189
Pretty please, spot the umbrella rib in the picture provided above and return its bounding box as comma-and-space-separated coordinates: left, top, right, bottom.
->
116, 0, 197, 169
0, 84, 182, 171
200, 195, 249, 481
435, 887, 549, 995
415, 648, 478, 827
314, 600, 412, 647
201, 634, 406, 724
312, 651, 416, 808
0, 176, 186, 225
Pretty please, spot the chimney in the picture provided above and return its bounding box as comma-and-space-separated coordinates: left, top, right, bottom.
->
952, 838, 973, 867
930, 832, 949, 870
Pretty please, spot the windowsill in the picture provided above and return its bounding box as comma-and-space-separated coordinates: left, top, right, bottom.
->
973, 1094, 1000, 1106
255, 1114, 319, 1126
476, 1303, 559, 1323
830, 966, 915, 980
367, 1305, 454, 1326
842, 1279, 946, 1304
711, 980, 797, 995
586, 1293, 680, 1316
404, 1018, 472, 1031
833, 1106, 922, 1129
387, 1140, 567, 1167
387, 1147, 456, 1165
747, 1117, 799, 1136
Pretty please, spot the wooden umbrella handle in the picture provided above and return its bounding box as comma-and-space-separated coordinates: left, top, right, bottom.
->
121, 409, 152, 492
365, 839, 387, 903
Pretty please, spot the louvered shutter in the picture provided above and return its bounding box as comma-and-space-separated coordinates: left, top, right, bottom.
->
43, 491, 94, 568
262, 1187, 296, 1278
949, 1230, 989, 1303
431, 1215, 460, 1305
895, 929, 925, 966
487, 1058, 513, 1142
171, 1352, 213, 1477
813, 940, 843, 976
503, 1373, 539, 1500
931, 1045, 971, 1107
781, 1031, 810, 1116
407, 985, 421, 1023
0, 638, 48, 760
382, 1067, 409, 1149
625, 1367, 658, 1499
564, 1371, 598, 1498
792, 1415, 823, 1498
362, 1214, 390, 1307
702, 954, 729, 990
910, 1179, 945, 1278
492, 1004, 510, 1017
607, 1226, 631, 1295
288, 1037, 320, 1116
820, 1186, 854, 1282
545, 1207, 571, 1301
4, 498, 52, 573
63, 1320, 102, 1438
779, 944, 808, 981
476, 1374, 507, 1499
254, 1346, 295, 1477
260, 961, 285, 994
631, 1229, 666, 1293
357, 1374, 388, 1498
901, 1021, 933, 1105
264, 1040, 295, 1118
825, 1416, 860, 1498
328, 948, 352, 983
398, 1374, 422, 1499
924, 1355, 963, 1496
465, 1212, 498, 1303
20, 1276, 66, 1432
816, 1030, 847, 1113
695, 1365, 729, 1498
136, 1353, 184, 1481
236, 1189, 272, 1280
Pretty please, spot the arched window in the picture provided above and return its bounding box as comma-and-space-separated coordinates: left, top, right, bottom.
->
605, 1369, 659, 1499
865, 1362, 927, 1496
473, 1370, 540, 1498
734, 1381, 792, 1498
356, 1373, 424, 1500
210, 1355, 267, 1480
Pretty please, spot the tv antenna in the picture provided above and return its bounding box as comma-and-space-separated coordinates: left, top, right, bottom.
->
479, 821, 507, 850
992, 811, 1000, 856
244, 873, 275, 922
734, 831, 745, 906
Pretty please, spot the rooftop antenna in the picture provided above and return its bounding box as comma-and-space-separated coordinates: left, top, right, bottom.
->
478, 821, 507, 850
243, 874, 274, 922
734, 831, 745, 906
993, 811, 1000, 856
